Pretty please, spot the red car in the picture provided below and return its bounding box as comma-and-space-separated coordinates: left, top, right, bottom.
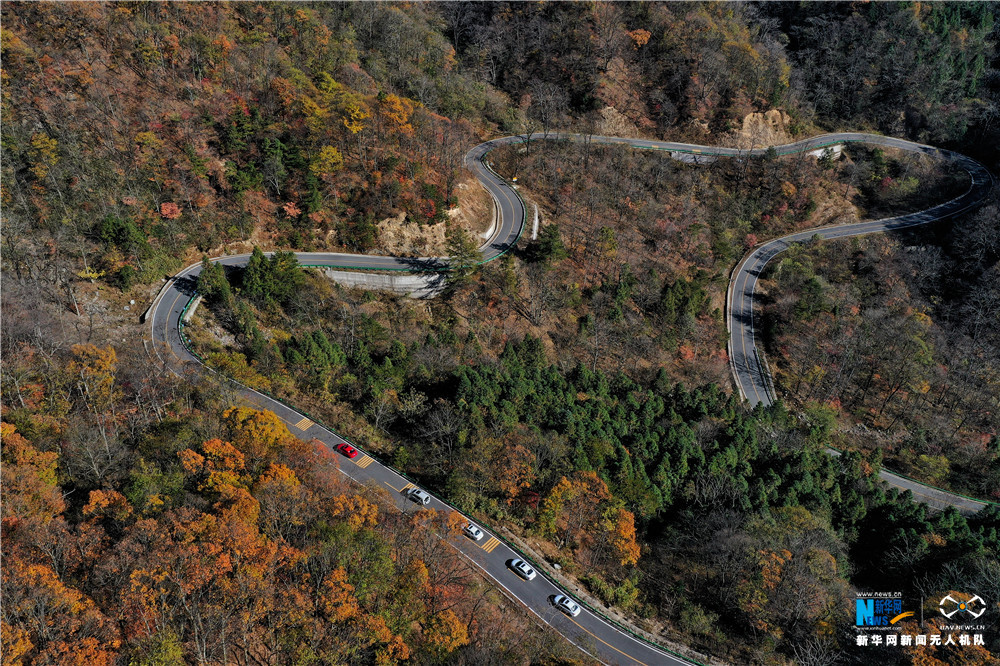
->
335, 443, 359, 459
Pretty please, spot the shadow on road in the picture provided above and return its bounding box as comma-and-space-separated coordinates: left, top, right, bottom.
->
394, 256, 451, 272
174, 275, 199, 297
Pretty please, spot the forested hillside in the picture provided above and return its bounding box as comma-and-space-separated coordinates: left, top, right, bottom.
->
184, 247, 1000, 664
2, 2, 491, 279
3, 3, 997, 285
761, 196, 1000, 499
3, 2, 1000, 665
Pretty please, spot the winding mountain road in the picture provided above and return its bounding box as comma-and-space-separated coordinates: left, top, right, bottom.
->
147, 131, 994, 665
723, 136, 994, 516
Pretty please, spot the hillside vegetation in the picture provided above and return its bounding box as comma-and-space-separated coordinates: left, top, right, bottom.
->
3, 2, 1000, 665
762, 196, 1000, 500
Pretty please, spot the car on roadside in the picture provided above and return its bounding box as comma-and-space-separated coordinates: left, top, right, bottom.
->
463, 523, 484, 541
335, 443, 359, 459
552, 594, 581, 617
407, 487, 431, 505
508, 559, 536, 581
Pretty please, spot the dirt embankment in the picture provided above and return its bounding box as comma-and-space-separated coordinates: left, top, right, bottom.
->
730, 109, 794, 150
376, 176, 495, 256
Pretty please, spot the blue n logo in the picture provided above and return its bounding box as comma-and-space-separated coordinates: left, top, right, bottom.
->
856, 599, 875, 626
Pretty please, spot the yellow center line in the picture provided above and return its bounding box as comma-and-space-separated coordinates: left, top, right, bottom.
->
737, 261, 763, 404
162, 290, 186, 362
485, 162, 523, 250
495, 182, 517, 246
747, 263, 764, 403
161, 263, 210, 365
568, 616, 649, 666
902, 485, 977, 507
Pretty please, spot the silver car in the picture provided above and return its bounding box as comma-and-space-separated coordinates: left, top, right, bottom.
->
509, 559, 536, 580
553, 594, 581, 617
463, 523, 484, 541
407, 488, 431, 505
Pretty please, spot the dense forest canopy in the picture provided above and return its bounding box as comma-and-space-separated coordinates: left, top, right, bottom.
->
2, 2, 999, 665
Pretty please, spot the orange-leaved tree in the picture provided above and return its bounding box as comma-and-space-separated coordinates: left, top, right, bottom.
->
537, 470, 641, 567
0, 423, 64, 526
3, 558, 120, 665
422, 609, 470, 661
178, 438, 248, 495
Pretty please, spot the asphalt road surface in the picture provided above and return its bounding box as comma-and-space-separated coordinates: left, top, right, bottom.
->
147, 132, 994, 665
720, 137, 993, 516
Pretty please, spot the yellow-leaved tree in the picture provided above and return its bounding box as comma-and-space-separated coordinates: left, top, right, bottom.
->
222, 407, 297, 476
422, 610, 469, 660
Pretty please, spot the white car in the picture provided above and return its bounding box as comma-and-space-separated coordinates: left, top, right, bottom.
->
553, 594, 582, 617
407, 488, 431, 505
508, 559, 536, 581
463, 523, 484, 541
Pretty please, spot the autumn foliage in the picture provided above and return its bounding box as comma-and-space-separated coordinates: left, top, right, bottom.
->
2, 1, 481, 280
3, 2, 1000, 664
0, 413, 556, 664
539, 470, 641, 567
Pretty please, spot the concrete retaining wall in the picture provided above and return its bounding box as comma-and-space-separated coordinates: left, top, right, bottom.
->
807, 144, 843, 159
142, 278, 174, 322
480, 187, 500, 240
321, 269, 447, 298
183, 295, 203, 322
669, 151, 717, 165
